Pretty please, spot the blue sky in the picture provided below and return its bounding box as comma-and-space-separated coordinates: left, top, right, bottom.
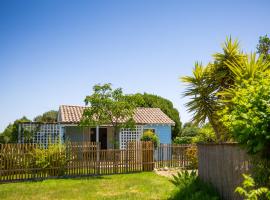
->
0, 0, 269, 131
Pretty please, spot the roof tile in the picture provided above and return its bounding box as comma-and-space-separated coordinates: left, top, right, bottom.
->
59, 105, 175, 125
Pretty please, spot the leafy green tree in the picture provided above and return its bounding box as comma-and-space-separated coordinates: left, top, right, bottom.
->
192, 123, 216, 143
173, 122, 216, 144
173, 122, 199, 144
125, 93, 181, 139
34, 110, 58, 123
0, 117, 31, 143
81, 83, 136, 148
173, 136, 193, 144
257, 35, 270, 61
181, 122, 200, 137
220, 73, 270, 156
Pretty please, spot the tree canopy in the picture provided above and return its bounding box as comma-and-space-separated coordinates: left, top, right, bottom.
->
0, 116, 31, 143
173, 122, 216, 144
181, 37, 270, 141
257, 34, 270, 61
0, 110, 58, 143
125, 93, 181, 139
81, 83, 136, 148
220, 72, 270, 156
34, 110, 58, 123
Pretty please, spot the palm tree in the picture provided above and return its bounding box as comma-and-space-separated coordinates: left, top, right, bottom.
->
219, 53, 270, 102
181, 63, 222, 140
225, 53, 270, 80
181, 38, 245, 141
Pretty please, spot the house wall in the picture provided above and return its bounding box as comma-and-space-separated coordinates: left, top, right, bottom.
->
64, 124, 172, 148
65, 126, 83, 142
107, 127, 115, 149
142, 124, 172, 144
64, 126, 116, 148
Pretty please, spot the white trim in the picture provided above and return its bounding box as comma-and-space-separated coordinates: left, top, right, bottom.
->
119, 125, 143, 149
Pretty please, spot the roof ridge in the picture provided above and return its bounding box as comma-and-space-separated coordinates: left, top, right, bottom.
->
60, 105, 86, 108
60, 105, 161, 109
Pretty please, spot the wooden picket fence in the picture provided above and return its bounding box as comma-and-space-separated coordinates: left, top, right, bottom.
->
0, 142, 196, 182
0, 141, 154, 182
154, 144, 195, 169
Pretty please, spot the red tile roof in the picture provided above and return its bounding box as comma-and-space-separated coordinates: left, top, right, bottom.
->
59, 105, 175, 125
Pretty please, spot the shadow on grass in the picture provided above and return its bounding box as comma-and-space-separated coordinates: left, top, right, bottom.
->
0, 171, 146, 184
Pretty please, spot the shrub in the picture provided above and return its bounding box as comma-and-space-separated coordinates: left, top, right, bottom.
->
184, 146, 198, 169
235, 174, 270, 200
192, 123, 216, 143
170, 170, 197, 187
252, 158, 270, 189
34, 142, 69, 176
169, 170, 220, 200
140, 130, 159, 148
173, 136, 193, 144
220, 75, 270, 156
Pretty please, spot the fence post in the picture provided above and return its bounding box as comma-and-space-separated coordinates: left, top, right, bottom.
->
125, 145, 128, 173
96, 142, 100, 175
142, 142, 154, 171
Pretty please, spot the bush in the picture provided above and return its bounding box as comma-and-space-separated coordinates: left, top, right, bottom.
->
169, 170, 220, 200
185, 146, 198, 169
34, 142, 69, 176
192, 123, 216, 143
140, 130, 159, 148
220, 75, 270, 156
251, 158, 270, 190
173, 136, 193, 144
235, 174, 270, 200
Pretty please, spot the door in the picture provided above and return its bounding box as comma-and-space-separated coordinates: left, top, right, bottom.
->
90, 128, 107, 149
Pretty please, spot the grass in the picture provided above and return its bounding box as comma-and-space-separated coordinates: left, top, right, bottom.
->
0, 172, 176, 200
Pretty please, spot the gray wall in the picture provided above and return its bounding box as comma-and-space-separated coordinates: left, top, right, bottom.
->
198, 143, 251, 200
65, 126, 91, 142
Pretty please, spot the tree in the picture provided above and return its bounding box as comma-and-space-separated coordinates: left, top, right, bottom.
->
34, 110, 58, 123
181, 63, 222, 140
220, 73, 270, 156
0, 116, 31, 143
192, 123, 216, 143
81, 83, 136, 148
181, 122, 200, 137
125, 93, 182, 139
181, 37, 246, 141
257, 34, 270, 61
173, 122, 216, 144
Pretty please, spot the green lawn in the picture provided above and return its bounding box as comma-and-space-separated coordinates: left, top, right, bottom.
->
0, 172, 176, 200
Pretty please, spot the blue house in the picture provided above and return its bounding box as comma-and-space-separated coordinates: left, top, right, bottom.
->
19, 105, 175, 149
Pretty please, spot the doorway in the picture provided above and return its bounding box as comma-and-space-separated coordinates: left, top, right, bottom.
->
90, 128, 107, 149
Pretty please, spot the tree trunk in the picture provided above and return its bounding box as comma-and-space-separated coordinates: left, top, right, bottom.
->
208, 116, 221, 141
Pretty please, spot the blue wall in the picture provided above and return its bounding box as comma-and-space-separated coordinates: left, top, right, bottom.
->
142, 124, 172, 144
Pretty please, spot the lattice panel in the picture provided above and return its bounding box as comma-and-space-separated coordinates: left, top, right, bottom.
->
20, 123, 62, 146
119, 126, 143, 149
